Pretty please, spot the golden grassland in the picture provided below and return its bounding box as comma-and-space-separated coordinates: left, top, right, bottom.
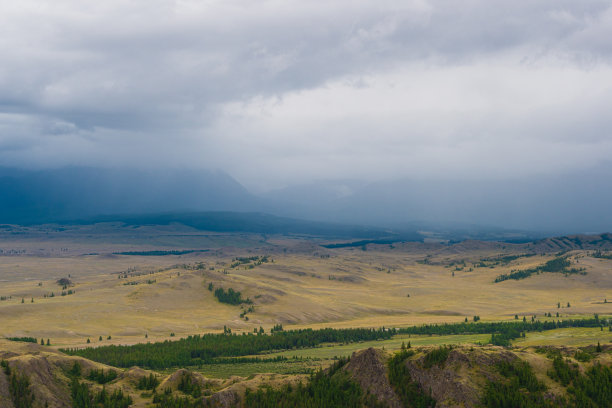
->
0, 230, 611, 349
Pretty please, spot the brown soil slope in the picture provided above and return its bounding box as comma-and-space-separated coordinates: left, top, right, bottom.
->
1, 340, 610, 407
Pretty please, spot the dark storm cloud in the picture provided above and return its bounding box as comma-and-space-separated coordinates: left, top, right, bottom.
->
0, 0, 611, 189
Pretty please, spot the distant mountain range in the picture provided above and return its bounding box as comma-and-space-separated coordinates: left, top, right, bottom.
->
0, 167, 259, 224
1, 166, 611, 237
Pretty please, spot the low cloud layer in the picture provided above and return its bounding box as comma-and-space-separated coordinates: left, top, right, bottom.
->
1, 0, 611, 191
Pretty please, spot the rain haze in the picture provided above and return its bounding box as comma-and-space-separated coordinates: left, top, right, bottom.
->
1, 0, 612, 233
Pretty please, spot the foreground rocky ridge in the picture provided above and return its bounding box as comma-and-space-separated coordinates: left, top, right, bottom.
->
1, 339, 610, 407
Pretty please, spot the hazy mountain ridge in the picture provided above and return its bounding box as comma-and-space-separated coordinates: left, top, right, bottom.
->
528, 233, 612, 252
1, 166, 612, 236
0, 167, 260, 224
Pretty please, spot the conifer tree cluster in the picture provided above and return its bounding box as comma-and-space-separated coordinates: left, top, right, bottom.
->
70, 379, 132, 408
62, 327, 392, 369
244, 357, 371, 407
137, 373, 159, 391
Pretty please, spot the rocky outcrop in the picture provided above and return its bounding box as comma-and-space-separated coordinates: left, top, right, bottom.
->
2, 353, 72, 407
404, 347, 516, 408
344, 347, 402, 408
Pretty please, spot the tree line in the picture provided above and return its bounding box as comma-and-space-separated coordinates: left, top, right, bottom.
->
62, 328, 393, 369
63, 318, 607, 369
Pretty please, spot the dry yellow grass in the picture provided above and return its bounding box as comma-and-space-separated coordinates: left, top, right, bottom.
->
1, 233, 611, 348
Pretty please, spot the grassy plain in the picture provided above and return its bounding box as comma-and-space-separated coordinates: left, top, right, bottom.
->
1, 224, 611, 353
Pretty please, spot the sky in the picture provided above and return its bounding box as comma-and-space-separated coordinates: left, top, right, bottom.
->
1, 0, 612, 192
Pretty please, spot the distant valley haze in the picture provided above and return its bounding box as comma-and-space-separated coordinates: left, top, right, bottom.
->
0, 165, 611, 236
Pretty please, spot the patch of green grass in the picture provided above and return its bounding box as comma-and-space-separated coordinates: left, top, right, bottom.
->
176, 333, 491, 378
191, 360, 313, 378
253, 333, 490, 361
513, 327, 612, 347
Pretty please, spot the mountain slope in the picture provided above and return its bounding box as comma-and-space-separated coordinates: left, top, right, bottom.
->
0, 167, 259, 224
2, 340, 610, 408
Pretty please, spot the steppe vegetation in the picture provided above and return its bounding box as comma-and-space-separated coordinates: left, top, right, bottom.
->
1, 225, 611, 406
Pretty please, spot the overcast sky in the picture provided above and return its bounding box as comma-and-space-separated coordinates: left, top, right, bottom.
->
1, 0, 611, 191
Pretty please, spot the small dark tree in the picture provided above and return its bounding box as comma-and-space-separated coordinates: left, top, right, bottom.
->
68, 362, 82, 378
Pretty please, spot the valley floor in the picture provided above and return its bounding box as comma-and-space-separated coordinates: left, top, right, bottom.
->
1, 228, 612, 406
